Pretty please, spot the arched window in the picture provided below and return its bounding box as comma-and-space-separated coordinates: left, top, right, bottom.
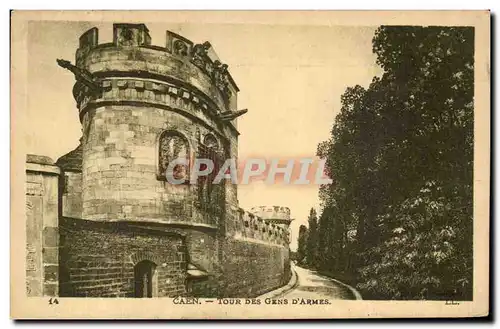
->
158, 131, 190, 183
134, 260, 157, 298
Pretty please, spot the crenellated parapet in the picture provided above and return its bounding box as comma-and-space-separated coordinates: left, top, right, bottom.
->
67, 24, 239, 131
166, 31, 234, 101
233, 208, 290, 246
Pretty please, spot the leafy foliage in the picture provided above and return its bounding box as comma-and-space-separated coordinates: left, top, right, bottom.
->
305, 208, 319, 267
307, 26, 474, 300
296, 225, 308, 265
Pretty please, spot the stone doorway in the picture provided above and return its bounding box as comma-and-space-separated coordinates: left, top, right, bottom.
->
134, 260, 157, 298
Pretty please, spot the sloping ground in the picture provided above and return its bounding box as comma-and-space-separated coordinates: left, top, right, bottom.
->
281, 265, 361, 300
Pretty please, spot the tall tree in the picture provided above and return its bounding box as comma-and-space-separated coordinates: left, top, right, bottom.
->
296, 225, 308, 265
305, 208, 319, 267
316, 26, 474, 300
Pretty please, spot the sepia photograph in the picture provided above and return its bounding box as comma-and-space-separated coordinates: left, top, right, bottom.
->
11, 10, 490, 319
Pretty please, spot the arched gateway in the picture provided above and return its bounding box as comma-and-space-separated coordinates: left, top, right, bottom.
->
134, 260, 157, 298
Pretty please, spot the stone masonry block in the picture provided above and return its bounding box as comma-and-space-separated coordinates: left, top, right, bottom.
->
42, 247, 59, 264
117, 80, 128, 89
42, 227, 59, 248
44, 265, 59, 282
134, 81, 145, 90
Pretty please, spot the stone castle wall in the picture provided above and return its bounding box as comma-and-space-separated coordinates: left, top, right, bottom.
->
27, 155, 291, 297
223, 239, 290, 297
222, 208, 291, 296
59, 218, 187, 297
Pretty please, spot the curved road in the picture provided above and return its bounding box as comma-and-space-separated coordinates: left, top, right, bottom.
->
280, 265, 359, 300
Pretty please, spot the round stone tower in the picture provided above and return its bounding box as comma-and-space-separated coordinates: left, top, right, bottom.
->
61, 23, 241, 227
250, 206, 294, 229
56, 23, 291, 298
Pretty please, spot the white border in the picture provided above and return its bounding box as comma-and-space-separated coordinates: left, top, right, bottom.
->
4, 2, 497, 328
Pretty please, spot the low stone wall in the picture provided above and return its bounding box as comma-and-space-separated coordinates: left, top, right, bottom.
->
59, 218, 187, 297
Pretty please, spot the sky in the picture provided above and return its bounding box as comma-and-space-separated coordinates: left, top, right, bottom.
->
26, 21, 383, 250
